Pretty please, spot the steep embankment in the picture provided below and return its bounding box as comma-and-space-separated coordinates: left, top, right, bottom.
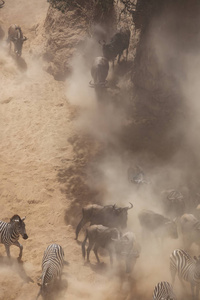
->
0, 1, 108, 300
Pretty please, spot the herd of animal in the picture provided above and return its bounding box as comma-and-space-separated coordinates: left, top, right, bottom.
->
2, 16, 200, 300
89, 28, 131, 89
2, 189, 200, 299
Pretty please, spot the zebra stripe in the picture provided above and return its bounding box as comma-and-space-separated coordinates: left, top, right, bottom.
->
170, 249, 200, 299
0, 215, 28, 260
153, 281, 176, 300
37, 244, 65, 298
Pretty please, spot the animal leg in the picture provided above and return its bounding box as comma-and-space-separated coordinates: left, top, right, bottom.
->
75, 217, 87, 240
36, 288, 41, 300
117, 53, 122, 64
108, 250, 113, 266
5, 245, 11, 258
126, 48, 129, 61
178, 275, 186, 290
195, 286, 199, 300
86, 243, 93, 263
170, 263, 177, 286
93, 246, 100, 263
13, 241, 23, 261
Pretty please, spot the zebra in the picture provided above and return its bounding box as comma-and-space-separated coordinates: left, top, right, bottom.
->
170, 249, 200, 299
0, 214, 28, 261
37, 244, 65, 299
152, 281, 177, 300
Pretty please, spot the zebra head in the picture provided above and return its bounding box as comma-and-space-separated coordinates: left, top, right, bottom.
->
10, 215, 28, 240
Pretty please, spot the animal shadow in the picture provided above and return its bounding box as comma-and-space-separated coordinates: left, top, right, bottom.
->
0, 255, 33, 283
41, 279, 68, 300
89, 261, 109, 275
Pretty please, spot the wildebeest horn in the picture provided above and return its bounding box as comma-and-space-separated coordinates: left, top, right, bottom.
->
21, 216, 26, 221
125, 202, 133, 210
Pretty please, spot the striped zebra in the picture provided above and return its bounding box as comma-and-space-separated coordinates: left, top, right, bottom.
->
0, 215, 28, 261
152, 281, 177, 300
37, 244, 65, 299
170, 249, 200, 299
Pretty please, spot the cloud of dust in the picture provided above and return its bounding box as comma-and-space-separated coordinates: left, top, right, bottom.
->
65, 7, 200, 298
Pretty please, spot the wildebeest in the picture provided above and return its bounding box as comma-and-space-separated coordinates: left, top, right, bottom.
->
82, 225, 140, 272
89, 56, 109, 88
161, 189, 185, 218
7, 24, 27, 57
82, 224, 120, 265
113, 231, 141, 273
178, 213, 200, 250
138, 209, 178, 242
75, 202, 133, 240
101, 28, 131, 66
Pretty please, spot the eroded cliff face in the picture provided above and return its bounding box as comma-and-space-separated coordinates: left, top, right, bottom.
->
43, 1, 116, 80
129, 0, 200, 162
43, 6, 88, 80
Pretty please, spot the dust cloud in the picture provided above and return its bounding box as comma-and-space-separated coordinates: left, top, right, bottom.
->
1, 1, 200, 300
65, 6, 200, 300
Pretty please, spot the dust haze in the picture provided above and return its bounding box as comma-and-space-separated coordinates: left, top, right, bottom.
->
0, 1, 200, 300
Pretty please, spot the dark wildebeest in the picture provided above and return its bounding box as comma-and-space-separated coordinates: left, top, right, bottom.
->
138, 209, 178, 243
178, 213, 200, 251
7, 24, 27, 57
89, 56, 109, 88
82, 225, 140, 272
161, 189, 185, 218
112, 231, 141, 273
82, 225, 120, 265
101, 28, 131, 66
75, 202, 133, 240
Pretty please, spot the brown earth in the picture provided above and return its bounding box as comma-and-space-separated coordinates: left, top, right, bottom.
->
0, 1, 198, 300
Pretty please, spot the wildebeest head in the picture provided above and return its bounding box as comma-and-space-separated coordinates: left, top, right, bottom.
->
112, 203, 133, 229
10, 215, 28, 239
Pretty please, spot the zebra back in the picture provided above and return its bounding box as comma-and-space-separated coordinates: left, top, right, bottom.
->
153, 281, 176, 299
170, 249, 200, 285
0, 215, 27, 246
41, 244, 65, 288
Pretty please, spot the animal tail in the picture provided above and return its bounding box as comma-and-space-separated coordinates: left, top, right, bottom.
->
82, 229, 88, 259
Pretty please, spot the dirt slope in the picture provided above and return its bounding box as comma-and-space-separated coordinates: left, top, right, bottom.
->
0, 1, 100, 299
